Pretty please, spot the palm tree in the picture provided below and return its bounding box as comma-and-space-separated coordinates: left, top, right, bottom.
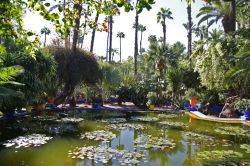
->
209, 29, 223, 41
108, 15, 113, 62
40, 27, 51, 47
148, 42, 170, 100
134, 0, 139, 78
104, 17, 110, 62
148, 35, 157, 43
156, 8, 173, 44
187, 2, 192, 57
196, 0, 236, 34
138, 24, 146, 55
72, 1, 83, 52
90, 0, 102, 52
194, 25, 208, 40
116, 32, 125, 62
111, 48, 119, 61
182, 21, 195, 56
81, 4, 90, 48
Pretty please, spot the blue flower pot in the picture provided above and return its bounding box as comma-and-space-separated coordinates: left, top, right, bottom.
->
244, 109, 250, 121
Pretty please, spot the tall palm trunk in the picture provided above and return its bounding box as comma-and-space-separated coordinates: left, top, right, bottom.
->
162, 20, 166, 44
187, 4, 192, 57
222, 0, 236, 33
44, 33, 47, 47
72, 1, 82, 52
119, 37, 122, 62
140, 30, 142, 54
108, 16, 113, 62
134, 10, 139, 77
90, 13, 99, 52
81, 4, 89, 48
106, 25, 109, 62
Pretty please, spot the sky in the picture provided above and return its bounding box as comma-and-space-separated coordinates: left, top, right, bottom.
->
23, 0, 219, 61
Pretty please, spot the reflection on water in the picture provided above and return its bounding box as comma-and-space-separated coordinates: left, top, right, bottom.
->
0, 110, 249, 166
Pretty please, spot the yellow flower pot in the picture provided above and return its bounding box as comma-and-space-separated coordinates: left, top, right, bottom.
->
149, 105, 155, 110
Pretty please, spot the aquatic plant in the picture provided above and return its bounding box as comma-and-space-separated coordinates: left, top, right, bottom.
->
157, 114, 179, 119
184, 132, 232, 147
101, 118, 127, 124
134, 135, 176, 150
131, 116, 159, 122
80, 130, 116, 142
240, 144, 250, 153
195, 150, 244, 165
2, 134, 52, 148
215, 127, 250, 138
56, 117, 84, 123
68, 146, 144, 164
107, 123, 145, 130
159, 121, 188, 129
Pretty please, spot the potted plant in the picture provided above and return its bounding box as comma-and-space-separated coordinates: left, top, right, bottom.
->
185, 89, 198, 109
33, 98, 46, 111
92, 94, 103, 108
235, 99, 250, 120
146, 92, 157, 110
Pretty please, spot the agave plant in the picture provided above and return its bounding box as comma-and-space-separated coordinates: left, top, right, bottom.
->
0, 62, 24, 114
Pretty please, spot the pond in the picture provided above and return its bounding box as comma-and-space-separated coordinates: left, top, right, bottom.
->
0, 110, 250, 166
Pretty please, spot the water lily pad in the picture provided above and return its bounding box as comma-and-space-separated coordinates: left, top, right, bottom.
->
240, 144, 250, 153
107, 123, 145, 130
184, 131, 232, 147
81, 130, 116, 142
68, 146, 144, 164
101, 118, 127, 124
131, 116, 159, 122
159, 121, 188, 129
157, 114, 178, 119
134, 135, 176, 150
2, 134, 53, 148
195, 150, 244, 165
56, 117, 84, 123
215, 127, 250, 138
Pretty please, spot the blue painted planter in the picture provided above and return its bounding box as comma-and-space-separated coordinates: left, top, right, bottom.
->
92, 102, 102, 109
244, 109, 250, 121
210, 106, 223, 114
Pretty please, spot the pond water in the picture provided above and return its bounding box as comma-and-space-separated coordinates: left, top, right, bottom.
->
0, 110, 250, 166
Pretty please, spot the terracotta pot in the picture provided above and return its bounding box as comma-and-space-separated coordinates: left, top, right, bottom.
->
190, 96, 197, 108
34, 104, 45, 111
47, 96, 55, 104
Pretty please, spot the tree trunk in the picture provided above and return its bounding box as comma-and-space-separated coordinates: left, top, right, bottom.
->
119, 37, 121, 62
81, 5, 89, 48
222, 0, 236, 34
90, 12, 99, 52
44, 33, 46, 47
108, 16, 113, 62
162, 22, 166, 44
72, 1, 82, 52
187, 4, 192, 57
140, 30, 142, 54
106, 26, 109, 62
134, 11, 139, 78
